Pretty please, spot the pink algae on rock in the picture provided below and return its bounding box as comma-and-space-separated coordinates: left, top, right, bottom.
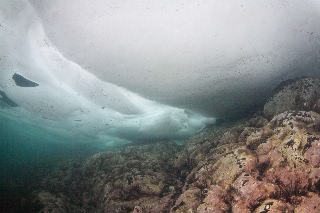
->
232, 173, 278, 210
295, 192, 320, 213
306, 140, 320, 167
27, 78, 320, 213
254, 199, 294, 213
196, 185, 230, 213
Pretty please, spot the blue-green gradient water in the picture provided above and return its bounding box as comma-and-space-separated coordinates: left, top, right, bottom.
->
1, 0, 320, 212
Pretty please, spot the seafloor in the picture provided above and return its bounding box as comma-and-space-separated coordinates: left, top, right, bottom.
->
3, 77, 320, 212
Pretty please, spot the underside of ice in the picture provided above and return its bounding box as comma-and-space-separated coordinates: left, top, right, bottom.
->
0, 0, 320, 145
0, 0, 215, 145
28, 0, 320, 117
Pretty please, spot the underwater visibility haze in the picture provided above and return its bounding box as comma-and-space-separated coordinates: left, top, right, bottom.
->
1, 0, 320, 212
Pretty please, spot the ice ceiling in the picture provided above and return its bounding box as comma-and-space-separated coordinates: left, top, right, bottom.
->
1, 0, 320, 145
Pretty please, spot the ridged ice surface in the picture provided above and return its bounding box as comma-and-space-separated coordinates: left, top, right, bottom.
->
1, 0, 320, 147
0, 1, 215, 146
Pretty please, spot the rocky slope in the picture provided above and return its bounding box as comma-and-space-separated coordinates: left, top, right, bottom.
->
28, 78, 320, 212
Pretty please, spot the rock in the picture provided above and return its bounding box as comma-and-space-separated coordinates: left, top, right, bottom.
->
30, 191, 73, 213
248, 115, 269, 128
25, 77, 320, 212
264, 78, 320, 119
295, 192, 320, 213
171, 187, 202, 212
196, 185, 230, 213
35, 141, 182, 212
30, 108, 320, 212
203, 146, 258, 189
232, 173, 278, 211
173, 110, 320, 212
306, 140, 320, 167
132, 206, 142, 213
254, 199, 293, 213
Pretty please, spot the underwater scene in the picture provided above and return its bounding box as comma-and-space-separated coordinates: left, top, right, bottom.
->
1, 0, 320, 212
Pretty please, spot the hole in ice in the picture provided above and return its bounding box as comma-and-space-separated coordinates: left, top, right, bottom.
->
12, 73, 39, 87
0, 90, 19, 107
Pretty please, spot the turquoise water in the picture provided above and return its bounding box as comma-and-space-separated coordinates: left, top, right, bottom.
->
0, 109, 103, 203
1, 0, 320, 212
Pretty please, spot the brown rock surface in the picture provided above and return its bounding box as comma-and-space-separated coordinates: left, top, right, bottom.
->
29, 77, 320, 212
264, 78, 320, 118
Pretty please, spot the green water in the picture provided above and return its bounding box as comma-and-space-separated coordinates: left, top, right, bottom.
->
0, 110, 105, 210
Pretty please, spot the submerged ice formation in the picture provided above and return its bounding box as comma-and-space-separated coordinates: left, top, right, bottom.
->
0, 0, 215, 145
28, 0, 320, 117
1, 0, 320, 146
